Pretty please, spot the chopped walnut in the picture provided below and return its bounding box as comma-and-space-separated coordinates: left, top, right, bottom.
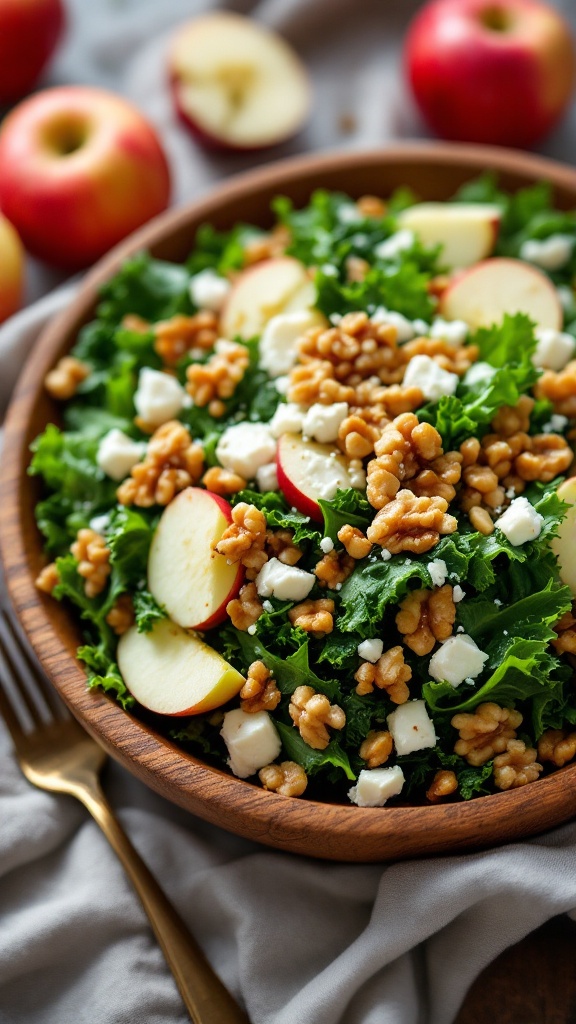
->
346, 255, 370, 283
121, 313, 150, 335
337, 524, 372, 559
356, 194, 387, 218
395, 585, 456, 655
538, 728, 576, 767
154, 312, 219, 366
240, 661, 281, 714
243, 224, 291, 264
266, 529, 302, 566
258, 761, 308, 797
452, 703, 523, 766
314, 549, 355, 589
426, 769, 458, 803
338, 413, 383, 458
202, 466, 247, 496
288, 359, 357, 407
367, 490, 457, 554
186, 339, 249, 415
354, 645, 412, 703
45, 356, 90, 400
294, 312, 403, 394
491, 395, 534, 437
359, 730, 393, 768
288, 598, 334, 636
367, 413, 462, 510
35, 562, 60, 594
70, 528, 111, 598
105, 594, 135, 635
493, 739, 543, 790
289, 685, 345, 750
534, 361, 576, 418
215, 502, 268, 578
117, 420, 204, 507
226, 582, 263, 631
552, 607, 576, 654
514, 433, 573, 482
468, 505, 495, 535
401, 335, 478, 376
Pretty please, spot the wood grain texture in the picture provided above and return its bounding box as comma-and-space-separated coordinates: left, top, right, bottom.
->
3, 142, 576, 862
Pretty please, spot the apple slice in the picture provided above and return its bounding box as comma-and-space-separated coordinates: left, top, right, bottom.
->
276, 432, 362, 521
148, 487, 243, 631
439, 257, 562, 331
117, 617, 244, 716
552, 477, 576, 594
221, 256, 316, 341
397, 202, 501, 269
168, 12, 311, 151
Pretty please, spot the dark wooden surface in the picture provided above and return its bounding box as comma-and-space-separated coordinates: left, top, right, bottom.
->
456, 916, 576, 1023
4, 143, 576, 861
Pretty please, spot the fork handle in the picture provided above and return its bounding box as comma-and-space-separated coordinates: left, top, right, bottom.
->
76, 779, 249, 1024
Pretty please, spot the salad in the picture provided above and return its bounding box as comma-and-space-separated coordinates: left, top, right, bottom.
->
32, 175, 576, 808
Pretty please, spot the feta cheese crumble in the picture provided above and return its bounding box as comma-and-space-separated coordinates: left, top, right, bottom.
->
348, 765, 405, 807
256, 462, 279, 493
542, 414, 569, 434
269, 402, 305, 438
134, 367, 186, 427
520, 234, 574, 271
371, 307, 415, 342
452, 585, 465, 603
402, 355, 459, 402
428, 634, 488, 687
387, 700, 436, 755
463, 361, 495, 387
533, 328, 576, 371
255, 557, 315, 602
96, 429, 146, 481
216, 422, 276, 479
189, 269, 230, 312
357, 638, 384, 663
320, 536, 334, 554
429, 318, 468, 345
302, 402, 349, 444
495, 496, 544, 546
220, 709, 281, 779
427, 558, 448, 587
374, 229, 415, 261
259, 310, 321, 376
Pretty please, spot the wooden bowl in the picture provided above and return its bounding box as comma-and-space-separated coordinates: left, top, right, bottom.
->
3, 141, 576, 862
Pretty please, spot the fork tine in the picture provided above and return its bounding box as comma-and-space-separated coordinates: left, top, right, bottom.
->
0, 658, 27, 748
0, 612, 63, 729
0, 611, 66, 719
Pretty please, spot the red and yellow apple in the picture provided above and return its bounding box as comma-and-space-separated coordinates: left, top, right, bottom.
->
439, 257, 562, 330
553, 477, 576, 595
221, 256, 316, 341
0, 86, 171, 270
276, 433, 361, 522
168, 12, 311, 151
117, 616, 245, 716
147, 486, 243, 631
0, 213, 24, 323
405, 0, 576, 148
398, 202, 501, 268
0, 0, 65, 104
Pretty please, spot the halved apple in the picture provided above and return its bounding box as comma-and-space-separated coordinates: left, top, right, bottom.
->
398, 202, 501, 269
439, 257, 562, 331
148, 487, 243, 631
168, 12, 311, 151
221, 256, 316, 341
117, 617, 244, 716
276, 432, 360, 521
552, 477, 576, 595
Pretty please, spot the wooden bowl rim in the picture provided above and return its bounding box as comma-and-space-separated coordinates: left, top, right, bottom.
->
3, 140, 576, 859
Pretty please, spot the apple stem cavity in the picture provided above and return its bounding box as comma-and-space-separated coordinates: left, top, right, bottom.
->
479, 5, 514, 32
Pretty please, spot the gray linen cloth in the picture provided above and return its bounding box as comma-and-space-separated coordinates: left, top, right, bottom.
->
2, 2, 576, 1022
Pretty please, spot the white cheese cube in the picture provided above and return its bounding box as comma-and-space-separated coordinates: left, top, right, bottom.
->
96, 429, 146, 481
189, 269, 231, 312
320, 536, 334, 554
220, 709, 281, 779
269, 402, 305, 438
495, 496, 544, 546
387, 700, 436, 755
134, 367, 186, 427
371, 307, 415, 341
216, 422, 276, 479
463, 361, 496, 387
302, 402, 349, 444
428, 634, 488, 687
348, 765, 405, 807
402, 354, 459, 402
259, 310, 321, 376
533, 328, 575, 371
374, 229, 415, 261
255, 557, 315, 602
357, 638, 384, 663
256, 462, 279, 493
542, 413, 568, 434
427, 558, 447, 587
520, 234, 574, 271
453, 585, 465, 603
430, 317, 469, 345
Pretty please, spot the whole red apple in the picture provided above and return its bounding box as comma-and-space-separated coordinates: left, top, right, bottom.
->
405, 0, 576, 148
0, 86, 171, 269
0, 213, 24, 322
0, 0, 65, 104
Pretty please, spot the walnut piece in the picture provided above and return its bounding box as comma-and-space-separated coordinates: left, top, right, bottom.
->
215, 502, 268, 578
35, 562, 60, 594
243, 224, 291, 264
117, 420, 204, 508
185, 339, 249, 417
534, 361, 576, 418
426, 769, 458, 803
337, 524, 372, 559
105, 594, 135, 635
266, 529, 303, 566
552, 607, 576, 655
401, 335, 478, 376
493, 739, 543, 790
240, 661, 281, 714
354, 645, 412, 703
395, 585, 456, 655
295, 311, 402, 391
45, 356, 90, 400
368, 489, 457, 555
226, 582, 263, 631
314, 549, 355, 589
288, 598, 334, 636
202, 466, 247, 496
70, 528, 111, 598
289, 685, 345, 750
258, 760, 308, 797
538, 728, 576, 767
356, 194, 387, 218
359, 730, 393, 768
451, 703, 523, 766
154, 311, 219, 366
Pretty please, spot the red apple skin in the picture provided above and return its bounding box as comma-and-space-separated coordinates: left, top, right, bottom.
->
0, 213, 24, 323
0, 0, 65, 104
0, 86, 171, 270
405, 0, 576, 148
276, 449, 323, 523
193, 490, 244, 631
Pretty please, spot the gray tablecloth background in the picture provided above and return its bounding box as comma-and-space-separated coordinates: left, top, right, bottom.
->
2, 2, 576, 1022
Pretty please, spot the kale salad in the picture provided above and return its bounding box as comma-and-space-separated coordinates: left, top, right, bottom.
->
32, 175, 576, 808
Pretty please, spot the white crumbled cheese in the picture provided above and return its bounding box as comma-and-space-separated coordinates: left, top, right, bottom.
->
302, 402, 349, 444
412, 318, 430, 336
348, 765, 405, 807
275, 375, 289, 395
381, 549, 392, 561
134, 367, 186, 427
533, 328, 576, 371
374, 229, 415, 261
456, 625, 464, 633
320, 536, 334, 554
494, 598, 502, 607
387, 700, 436, 756
428, 634, 488, 687
189, 269, 230, 312
520, 234, 574, 271
89, 513, 110, 534
255, 557, 315, 602
269, 402, 305, 438
402, 355, 459, 402
542, 413, 569, 434
259, 311, 320, 376
220, 709, 281, 779
256, 462, 279, 493
96, 429, 145, 482
463, 361, 495, 387
357, 638, 384, 663
453, 584, 465, 603
247, 624, 257, 635
495, 496, 544, 546
348, 459, 367, 490
430, 318, 469, 345
294, 450, 354, 501
262, 600, 273, 612
427, 558, 448, 587
321, 263, 338, 277
371, 307, 415, 342
337, 203, 363, 225
214, 337, 240, 355
505, 486, 516, 499
557, 285, 574, 312
216, 422, 276, 479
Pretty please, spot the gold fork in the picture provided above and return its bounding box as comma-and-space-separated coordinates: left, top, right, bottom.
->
0, 607, 249, 1024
